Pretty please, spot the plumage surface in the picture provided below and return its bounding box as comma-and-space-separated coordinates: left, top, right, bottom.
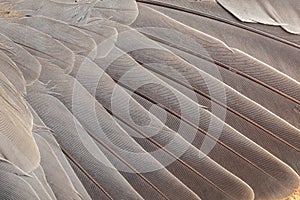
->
0, 0, 299, 199
217, 0, 300, 34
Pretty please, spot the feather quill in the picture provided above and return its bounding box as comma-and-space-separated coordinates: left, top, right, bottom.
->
0, 0, 299, 199
0, 71, 39, 173
26, 81, 144, 200
37, 56, 200, 200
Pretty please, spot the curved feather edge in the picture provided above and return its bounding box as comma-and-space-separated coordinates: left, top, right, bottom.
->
26, 81, 144, 200
135, 0, 300, 86
15, 15, 98, 60
93, 46, 299, 199
0, 19, 75, 74
0, 71, 40, 173
91, 0, 139, 25
216, 0, 300, 34
39, 56, 203, 200
71, 55, 255, 200
0, 32, 41, 86
29, 103, 92, 200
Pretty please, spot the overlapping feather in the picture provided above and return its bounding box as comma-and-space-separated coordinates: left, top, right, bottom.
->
0, 0, 299, 199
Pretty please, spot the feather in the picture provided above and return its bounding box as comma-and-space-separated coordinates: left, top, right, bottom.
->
136, 0, 300, 46
134, 2, 300, 128
0, 1, 299, 199
91, 0, 139, 25
155, 44, 300, 128
0, 71, 40, 173
33, 133, 82, 200
114, 4, 300, 176
25, 171, 53, 200
0, 159, 39, 200
79, 20, 118, 58
26, 81, 144, 200
131, 5, 300, 104
67, 158, 112, 200
71, 54, 254, 200
136, 0, 300, 84
30, 103, 92, 199
16, 15, 98, 59
4, 0, 99, 25
109, 6, 298, 145
0, 19, 75, 73
103, 17, 300, 152
94, 45, 299, 199
0, 50, 25, 93
216, 0, 300, 34
33, 125, 92, 200
0, 32, 41, 86
149, 65, 300, 174
0, 159, 54, 200
33, 166, 57, 200
41, 55, 201, 200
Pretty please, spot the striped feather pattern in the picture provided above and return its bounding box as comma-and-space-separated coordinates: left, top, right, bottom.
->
0, 0, 299, 199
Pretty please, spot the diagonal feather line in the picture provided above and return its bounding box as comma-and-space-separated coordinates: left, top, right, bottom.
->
133, 2, 300, 84
93, 40, 298, 197
112, 9, 299, 151
1, 0, 299, 199
120, 81, 300, 198
134, 59, 300, 153
26, 83, 143, 196
105, 108, 236, 200
71, 54, 252, 199
142, 33, 300, 105
0, 20, 74, 73
0, 33, 41, 86
31, 108, 92, 200
70, 24, 108, 39
15, 16, 97, 54
43, 80, 169, 199
60, 147, 113, 200
84, 128, 170, 200
12, 42, 70, 68
111, 72, 298, 189
36, 60, 184, 199
136, 0, 300, 49
38, 60, 176, 199
107, 22, 300, 153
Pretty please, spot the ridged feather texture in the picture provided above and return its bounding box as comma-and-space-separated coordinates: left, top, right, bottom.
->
0, 0, 299, 199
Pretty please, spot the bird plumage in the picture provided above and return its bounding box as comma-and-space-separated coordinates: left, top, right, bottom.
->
0, 0, 299, 199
